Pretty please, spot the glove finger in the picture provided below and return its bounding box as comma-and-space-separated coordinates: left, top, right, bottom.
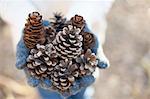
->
69, 79, 80, 95
69, 75, 95, 96
79, 75, 95, 88
61, 91, 72, 98
97, 58, 110, 69
16, 38, 29, 69
27, 76, 40, 87
41, 78, 52, 88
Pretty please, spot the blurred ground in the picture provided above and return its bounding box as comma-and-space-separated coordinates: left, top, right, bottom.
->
94, 0, 150, 99
0, 0, 150, 99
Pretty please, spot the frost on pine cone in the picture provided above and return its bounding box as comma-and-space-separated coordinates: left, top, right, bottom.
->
26, 43, 58, 79
23, 12, 46, 49
21, 12, 99, 93
53, 25, 83, 59
51, 59, 79, 91
76, 49, 98, 76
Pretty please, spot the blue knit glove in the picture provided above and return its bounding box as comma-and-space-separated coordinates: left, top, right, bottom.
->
16, 20, 97, 98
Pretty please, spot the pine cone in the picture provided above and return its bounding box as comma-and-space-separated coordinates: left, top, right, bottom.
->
53, 25, 83, 59
26, 43, 58, 79
76, 49, 98, 76
51, 59, 78, 91
23, 12, 46, 49
51, 59, 71, 91
70, 15, 85, 29
50, 13, 67, 32
82, 32, 96, 50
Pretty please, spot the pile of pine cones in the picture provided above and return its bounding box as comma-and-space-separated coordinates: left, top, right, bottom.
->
23, 12, 98, 93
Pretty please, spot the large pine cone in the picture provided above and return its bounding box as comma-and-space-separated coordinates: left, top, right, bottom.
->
23, 12, 46, 49
53, 25, 83, 59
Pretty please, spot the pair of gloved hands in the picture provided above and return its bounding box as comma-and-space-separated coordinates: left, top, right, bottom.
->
16, 20, 109, 98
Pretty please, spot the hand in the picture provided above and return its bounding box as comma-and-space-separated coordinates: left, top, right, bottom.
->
16, 20, 96, 98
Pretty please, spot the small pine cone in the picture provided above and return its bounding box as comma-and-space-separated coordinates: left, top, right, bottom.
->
70, 15, 85, 29
51, 59, 77, 91
50, 13, 67, 32
45, 27, 56, 43
76, 49, 98, 76
53, 25, 83, 59
23, 12, 46, 49
82, 32, 96, 50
